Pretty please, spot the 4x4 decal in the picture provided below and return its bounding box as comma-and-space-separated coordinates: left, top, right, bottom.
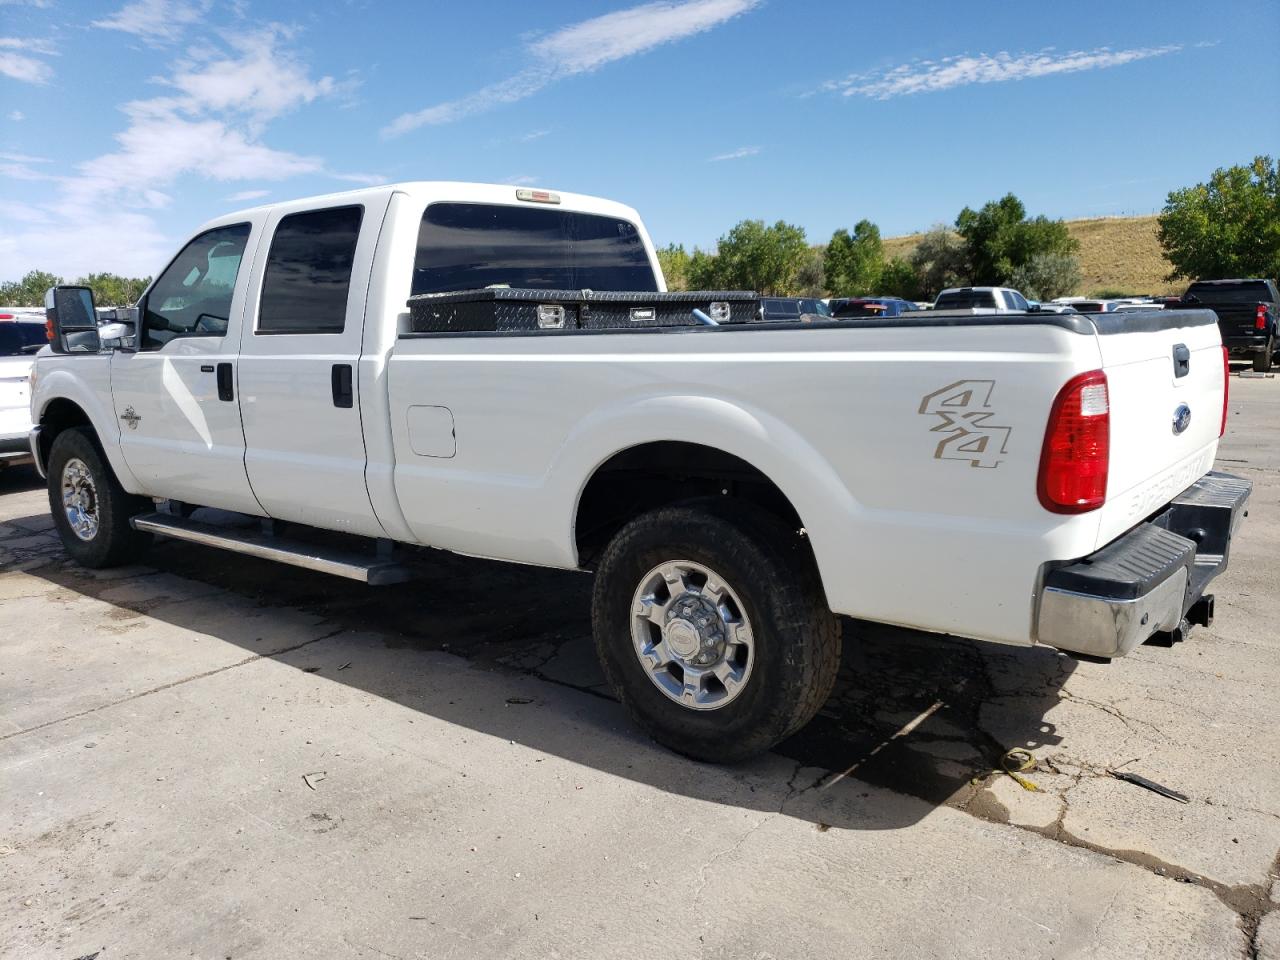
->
918, 380, 1011, 469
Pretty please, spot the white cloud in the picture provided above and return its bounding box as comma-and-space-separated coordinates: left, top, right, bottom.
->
708, 145, 759, 162
823, 45, 1183, 100
520, 129, 550, 142
328, 171, 388, 186
0, 150, 49, 163
0, 1, 54, 6
9, 110, 26, 121
384, 0, 759, 136
501, 174, 539, 186
0, 25, 376, 278
226, 188, 269, 202
0, 37, 57, 84
92, 0, 210, 44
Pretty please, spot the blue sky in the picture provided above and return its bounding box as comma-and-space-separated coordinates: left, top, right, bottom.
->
1, 0, 1278, 279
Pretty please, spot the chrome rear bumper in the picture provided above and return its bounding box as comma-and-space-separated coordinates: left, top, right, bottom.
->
1036, 472, 1251, 659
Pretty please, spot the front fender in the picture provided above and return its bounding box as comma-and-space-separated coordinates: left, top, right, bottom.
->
33, 361, 144, 494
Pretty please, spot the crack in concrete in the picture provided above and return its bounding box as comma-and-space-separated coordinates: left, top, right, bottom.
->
1057, 689, 1171, 740
0, 625, 347, 743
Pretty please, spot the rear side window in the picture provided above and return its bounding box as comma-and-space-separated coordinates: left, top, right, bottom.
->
259, 205, 364, 334
411, 202, 657, 295
142, 223, 252, 350
0, 322, 47, 356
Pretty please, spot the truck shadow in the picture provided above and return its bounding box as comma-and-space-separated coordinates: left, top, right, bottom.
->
16, 522, 1074, 831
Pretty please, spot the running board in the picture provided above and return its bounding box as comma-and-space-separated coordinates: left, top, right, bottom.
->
130, 512, 412, 585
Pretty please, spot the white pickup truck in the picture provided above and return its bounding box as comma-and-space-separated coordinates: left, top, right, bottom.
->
28, 182, 1251, 762
0, 309, 47, 470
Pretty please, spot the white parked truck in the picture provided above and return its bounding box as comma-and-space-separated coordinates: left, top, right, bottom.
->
0, 309, 47, 470
28, 182, 1251, 761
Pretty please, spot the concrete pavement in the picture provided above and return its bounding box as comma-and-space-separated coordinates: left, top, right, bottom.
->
1, 372, 1277, 959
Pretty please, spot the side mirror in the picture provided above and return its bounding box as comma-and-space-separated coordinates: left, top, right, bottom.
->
44, 285, 101, 354
1027, 300, 1042, 313
98, 321, 136, 349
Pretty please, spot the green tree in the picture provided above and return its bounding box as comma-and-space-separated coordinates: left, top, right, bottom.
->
824, 220, 883, 296
0, 269, 63, 307
1157, 156, 1280, 280
879, 257, 921, 300
1008, 253, 1083, 301
75, 272, 151, 306
687, 248, 723, 290
794, 246, 827, 297
955, 194, 1077, 285
909, 226, 966, 300
710, 219, 810, 294
655, 244, 691, 291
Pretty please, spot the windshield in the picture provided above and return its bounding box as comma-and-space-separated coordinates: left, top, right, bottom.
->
0, 322, 48, 357
412, 203, 658, 295
1185, 281, 1273, 304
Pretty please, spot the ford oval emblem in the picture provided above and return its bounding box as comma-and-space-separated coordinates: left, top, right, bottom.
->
1172, 403, 1192, 435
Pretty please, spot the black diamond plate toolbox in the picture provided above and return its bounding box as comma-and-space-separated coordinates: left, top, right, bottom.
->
406, 288, 760, 334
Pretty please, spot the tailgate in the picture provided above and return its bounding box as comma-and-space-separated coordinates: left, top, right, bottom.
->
1092, 309, 1225, 548
1210, 303, 1264, 341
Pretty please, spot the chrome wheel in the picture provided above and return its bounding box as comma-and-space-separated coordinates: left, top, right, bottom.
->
61, 457, 100, 541
630, 560, 755, 711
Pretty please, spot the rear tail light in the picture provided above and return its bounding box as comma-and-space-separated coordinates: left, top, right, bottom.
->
46, 318, 55, 342
1220, 345, 1229, 437
0, 313, 14, 321
1038, 370, 1110, 514
1256, 304, 1268, 330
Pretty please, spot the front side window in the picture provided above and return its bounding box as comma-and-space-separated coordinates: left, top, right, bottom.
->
142, 223, 251, 350
258, 205, 364, 334
411, 202, 657, 296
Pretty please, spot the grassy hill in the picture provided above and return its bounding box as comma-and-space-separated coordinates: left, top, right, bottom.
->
883, 215, 1182, 297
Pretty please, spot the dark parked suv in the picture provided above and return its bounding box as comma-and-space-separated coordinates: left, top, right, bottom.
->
1169, 279, 1280, 372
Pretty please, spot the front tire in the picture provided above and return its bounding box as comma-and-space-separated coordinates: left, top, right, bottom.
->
1254, 339, 1275, 373
591, 502, 841, 763
47, 427, 152, 568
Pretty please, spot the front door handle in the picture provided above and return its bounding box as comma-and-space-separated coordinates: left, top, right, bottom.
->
216, 362, 234, 401
331, 363, 353, 408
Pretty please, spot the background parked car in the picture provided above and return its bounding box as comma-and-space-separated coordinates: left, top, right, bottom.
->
831, 296, 916, 318
1167, 278, 1280, 372
0, 309, 47, 469
1064, 299, 1120, 314
932, 286, 1034, 313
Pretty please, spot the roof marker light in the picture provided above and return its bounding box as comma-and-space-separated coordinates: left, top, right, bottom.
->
516, 188, 560, 205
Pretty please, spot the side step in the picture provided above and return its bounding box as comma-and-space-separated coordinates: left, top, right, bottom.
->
130, 512, 412, 585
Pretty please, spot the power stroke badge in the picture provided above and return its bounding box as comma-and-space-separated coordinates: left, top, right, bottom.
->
918, 380, 1011, 469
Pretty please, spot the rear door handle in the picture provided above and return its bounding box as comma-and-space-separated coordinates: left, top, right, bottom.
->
216, 362, 234, 401
331, 363, 353, 408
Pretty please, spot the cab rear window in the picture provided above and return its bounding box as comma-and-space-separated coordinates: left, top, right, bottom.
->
935, 291, 996, 309
411, 203, 657, 296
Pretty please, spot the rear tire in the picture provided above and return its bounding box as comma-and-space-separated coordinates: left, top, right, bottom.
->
1253, 339, 1274, 373
47, 427, 152, 568
591, 501, 841, 763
